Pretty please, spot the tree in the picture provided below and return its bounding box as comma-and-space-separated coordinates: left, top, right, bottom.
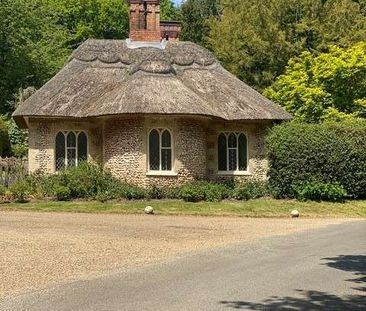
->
264, 42, 366, 123
160, 0, 178, 20
0, 0, 70, 113
46, 0, 129, 47
208, 0, 366, 90
0, 0, 130, 115
179, 0, 220, 46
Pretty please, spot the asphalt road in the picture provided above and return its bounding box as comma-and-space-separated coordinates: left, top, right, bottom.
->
1, 220, 365, 311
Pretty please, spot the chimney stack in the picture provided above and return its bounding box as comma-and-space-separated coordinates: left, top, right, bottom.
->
128, 0, 161, 42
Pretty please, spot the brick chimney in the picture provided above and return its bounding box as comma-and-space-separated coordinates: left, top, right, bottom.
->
128, 0, 161, 42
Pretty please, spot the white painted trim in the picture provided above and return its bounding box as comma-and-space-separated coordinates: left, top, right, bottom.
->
146, 171, 178, 177
217, 171, 252, 176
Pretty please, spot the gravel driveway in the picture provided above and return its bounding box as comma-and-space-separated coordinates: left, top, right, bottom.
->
0, 211, 349, 297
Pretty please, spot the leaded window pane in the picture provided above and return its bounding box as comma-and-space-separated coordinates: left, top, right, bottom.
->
228, 149, 237, 171
55, 132, 65, 171
161, 149, 172, 171
149, 130, 160, 170
77, 132, 87, 162
67, 132, 76, 148
161, 130, 171, 147
238, 134, 247, 171
218, 133, 227, 171
228, 133, 237, 148
67, 149, 76, 167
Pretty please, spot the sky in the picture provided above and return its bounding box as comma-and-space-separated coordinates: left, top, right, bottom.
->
173, 0, 183, 6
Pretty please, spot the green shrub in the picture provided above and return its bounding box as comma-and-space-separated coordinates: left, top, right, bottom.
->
95, 190, 114, 203
180, 181, 229, 202
22, 163, 148, 201
147, 185, 164, 200
233, 181, 269, 200
0, 184, 7, 196
266, 121, 366, 199
295, 182, 347, 202
10, 180, 31, 202
164, 187, 181, 200
0, 118, 11, 157
62, 162, 108, 198
53, 185, 71, 201
120, 184, 146, 200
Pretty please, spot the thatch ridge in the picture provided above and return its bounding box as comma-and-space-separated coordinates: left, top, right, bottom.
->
13, 39, 291, 124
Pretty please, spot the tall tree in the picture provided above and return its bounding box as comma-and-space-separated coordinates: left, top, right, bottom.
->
46, 0, 129, 47
160, 0, 178, 20
264, 42, 366, 123
208, 0, 366, 90
0, 0, 70, 113
179, 0, 220, 45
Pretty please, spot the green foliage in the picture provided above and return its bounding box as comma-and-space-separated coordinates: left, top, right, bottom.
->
265, 43, 366, 122
180, 181, 229, 202
160, 0, 178, 20
164, 187, 181, 199
53, 185, 71, 201
95, 190, 113, 202
147, 185, 165, 200
0, 184, 7, 196
179, 0, 220, 46
10, 179, 31, 202
208, 0, 366, 90
295, 181, 347, 202
0, 0, 129, 114
2, 114, 28, 157
266, 121, 366, 199
47, 0, 129, 45
0, 0, 70, 113
233, 181, 269, 201
0, 118, 11, 157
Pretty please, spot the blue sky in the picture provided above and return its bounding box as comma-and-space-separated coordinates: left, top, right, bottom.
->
173, 0, 183, 6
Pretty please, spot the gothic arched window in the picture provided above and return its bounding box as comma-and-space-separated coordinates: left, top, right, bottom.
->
217, 132, 248, 172
149, 129, 173, 171
55, 131, 88, 171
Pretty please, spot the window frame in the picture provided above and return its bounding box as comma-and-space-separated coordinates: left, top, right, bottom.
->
54, 130, 89, 171
217, 132, 250, 175
147, 128, 176, 176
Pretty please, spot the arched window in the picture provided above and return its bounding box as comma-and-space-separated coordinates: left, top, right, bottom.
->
218, 132, 248, 172
55, 131, 88, 171
149, 129, 173, 171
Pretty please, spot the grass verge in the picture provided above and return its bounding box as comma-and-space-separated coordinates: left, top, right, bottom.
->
1, 199, 366, 217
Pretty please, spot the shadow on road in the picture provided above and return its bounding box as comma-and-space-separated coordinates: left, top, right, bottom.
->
219, 255, 366, 310
323, 255, 366, 292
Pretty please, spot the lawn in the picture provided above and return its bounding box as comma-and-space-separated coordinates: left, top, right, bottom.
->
1, 199, 366, 218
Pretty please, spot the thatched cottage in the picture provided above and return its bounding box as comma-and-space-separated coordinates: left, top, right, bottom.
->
13, 0, 291, 188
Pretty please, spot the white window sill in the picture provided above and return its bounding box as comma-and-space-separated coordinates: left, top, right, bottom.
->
217, 171, 252, 176
146, 171, 178, 177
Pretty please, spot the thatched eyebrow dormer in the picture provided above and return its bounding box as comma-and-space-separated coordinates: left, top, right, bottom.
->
13, 39, 291, 127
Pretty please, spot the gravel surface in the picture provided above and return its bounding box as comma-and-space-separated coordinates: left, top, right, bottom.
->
0, 211, 349, 298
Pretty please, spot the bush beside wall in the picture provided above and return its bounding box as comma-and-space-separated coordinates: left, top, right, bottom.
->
4, 163, 272, 203
266, 121, 366, 199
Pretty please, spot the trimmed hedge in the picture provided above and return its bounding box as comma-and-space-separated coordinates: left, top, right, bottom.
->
266, 121, 366, 199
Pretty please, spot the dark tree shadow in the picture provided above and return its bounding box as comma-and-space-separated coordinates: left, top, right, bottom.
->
219, 255, 366, 310
220, 290, 366, 310
322, 255, 366, 292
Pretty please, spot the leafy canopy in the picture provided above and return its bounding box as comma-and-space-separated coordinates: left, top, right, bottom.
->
160, 0, 178, 20
179, 0, 220, 46
0, 0, 70, 113
264, 42, 366, 123
208, 0, 366, 90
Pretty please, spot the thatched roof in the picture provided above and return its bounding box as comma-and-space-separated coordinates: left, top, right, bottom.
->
13, 39, 291, 126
